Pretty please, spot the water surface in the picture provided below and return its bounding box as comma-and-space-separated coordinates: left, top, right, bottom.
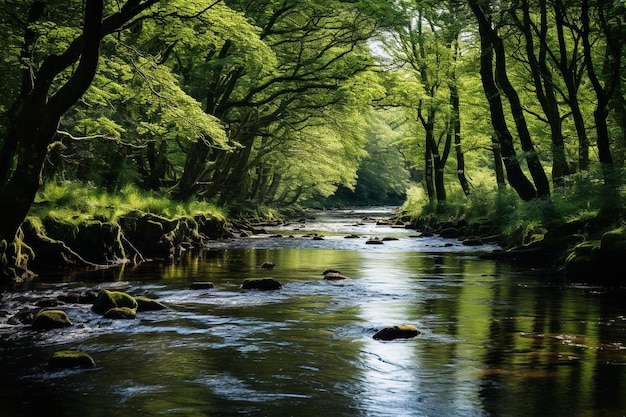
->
1, 207, 625, 416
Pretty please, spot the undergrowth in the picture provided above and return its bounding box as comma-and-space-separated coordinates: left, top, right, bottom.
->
30, 181, 226, 223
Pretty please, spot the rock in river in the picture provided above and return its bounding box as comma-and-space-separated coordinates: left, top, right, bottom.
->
373, 324, 420, 341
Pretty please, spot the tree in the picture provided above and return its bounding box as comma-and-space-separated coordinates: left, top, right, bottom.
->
580, 0, 623, 187
469, 0, 549, 201
168, 0, 383, 206
378, 0, 473, 206
0, 0, 231, 277
510, 0, 572, 186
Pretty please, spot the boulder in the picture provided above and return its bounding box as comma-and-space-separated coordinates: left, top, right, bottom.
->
241, 278, 282, 290
31, 310, 73, 330
103, 307, 137, 319
48, 350, 96, 370
373, 324, 420, 341
91, 289, 138, 315
135, 297, 168, 311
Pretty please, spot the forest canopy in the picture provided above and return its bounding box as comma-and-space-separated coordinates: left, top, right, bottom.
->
0, 0, 624, 276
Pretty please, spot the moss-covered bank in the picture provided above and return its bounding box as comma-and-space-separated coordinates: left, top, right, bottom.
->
1, 211, 237, 281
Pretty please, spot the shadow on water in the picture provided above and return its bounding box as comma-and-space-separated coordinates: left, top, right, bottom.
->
1, 207, 626, 416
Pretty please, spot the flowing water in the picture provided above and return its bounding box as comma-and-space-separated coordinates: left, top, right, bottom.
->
1, 207, 625, 417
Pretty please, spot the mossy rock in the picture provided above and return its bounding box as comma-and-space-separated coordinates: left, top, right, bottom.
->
241, 278, 282, 290
73, 221, 126, 264
92, 289, 138, 315
49, 350, 95, 369
600, 229, 626, 260
103, 307, 137, 319
31, 310, 73, 330
373, 324, 420, 341
135, 296, 167, 311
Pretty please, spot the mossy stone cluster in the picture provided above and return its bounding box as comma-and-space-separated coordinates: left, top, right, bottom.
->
91, 289, 138, 315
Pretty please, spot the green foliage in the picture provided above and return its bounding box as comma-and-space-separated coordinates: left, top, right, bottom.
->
30, 181, 225, 224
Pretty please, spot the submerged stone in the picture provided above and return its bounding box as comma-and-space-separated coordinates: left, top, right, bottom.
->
241, 278, 282, 290
323, 272, 349, 281
190, 281, 215, 290
373, 324, 420, 341
48, 350, 96, 369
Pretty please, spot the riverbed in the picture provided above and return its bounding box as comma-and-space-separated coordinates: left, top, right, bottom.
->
1, 207, 625, 416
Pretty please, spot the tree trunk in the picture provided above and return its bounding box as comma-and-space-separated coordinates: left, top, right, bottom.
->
491, 22, 551, 197
470, 0, 537, 201
421, 110, 436, 202
520, 0, 570, 186
449, 41, 470, 196
553, 0, 589, 172
0, 0, 104, 247
491, 135, 506, 187
174, 138, 213, 200
581, 0, 617, 185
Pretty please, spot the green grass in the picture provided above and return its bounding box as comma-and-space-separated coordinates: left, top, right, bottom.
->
30, 181, 226, 223
400, 170, 625, 247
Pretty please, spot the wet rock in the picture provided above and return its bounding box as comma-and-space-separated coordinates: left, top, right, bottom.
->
259, 262, 275, 269
31, 310, 73, 330
190, 281, 215, 290
462, 237, 484, 246
382, 237, 399, 241
365, 238, 384, 245
135, 297, 168, 311
373, 324, 420, 341
91, 289, 138, 315
439, 227, 460, 238
103, 307, 137, 319
48, 350, 96, 370
323, 272, 349, 281
57, 290, 97, 304
241, 278, 282, 290
36, 298, 64, 308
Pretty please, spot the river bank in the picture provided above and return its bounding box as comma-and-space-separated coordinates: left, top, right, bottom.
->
2, 205, 625, 287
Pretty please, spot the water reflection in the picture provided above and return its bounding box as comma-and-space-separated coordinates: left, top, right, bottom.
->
1, 208, 625, 416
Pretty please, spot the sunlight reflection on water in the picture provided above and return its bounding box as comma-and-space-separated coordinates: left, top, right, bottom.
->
1, 208, 625, 417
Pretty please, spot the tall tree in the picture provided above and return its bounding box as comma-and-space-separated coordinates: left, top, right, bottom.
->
511, 0, 572, 186
0, 0, 230, 278
168, 0, 382, 205
469, 0, 539, 201
580, 0, 622, 187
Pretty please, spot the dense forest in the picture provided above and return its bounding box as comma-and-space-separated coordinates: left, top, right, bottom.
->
0, 0, 624, 281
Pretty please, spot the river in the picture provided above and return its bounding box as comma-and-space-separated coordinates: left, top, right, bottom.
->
1, 207, 625, 417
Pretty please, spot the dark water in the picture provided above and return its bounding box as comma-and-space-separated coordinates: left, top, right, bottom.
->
1, 207, 625, 417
